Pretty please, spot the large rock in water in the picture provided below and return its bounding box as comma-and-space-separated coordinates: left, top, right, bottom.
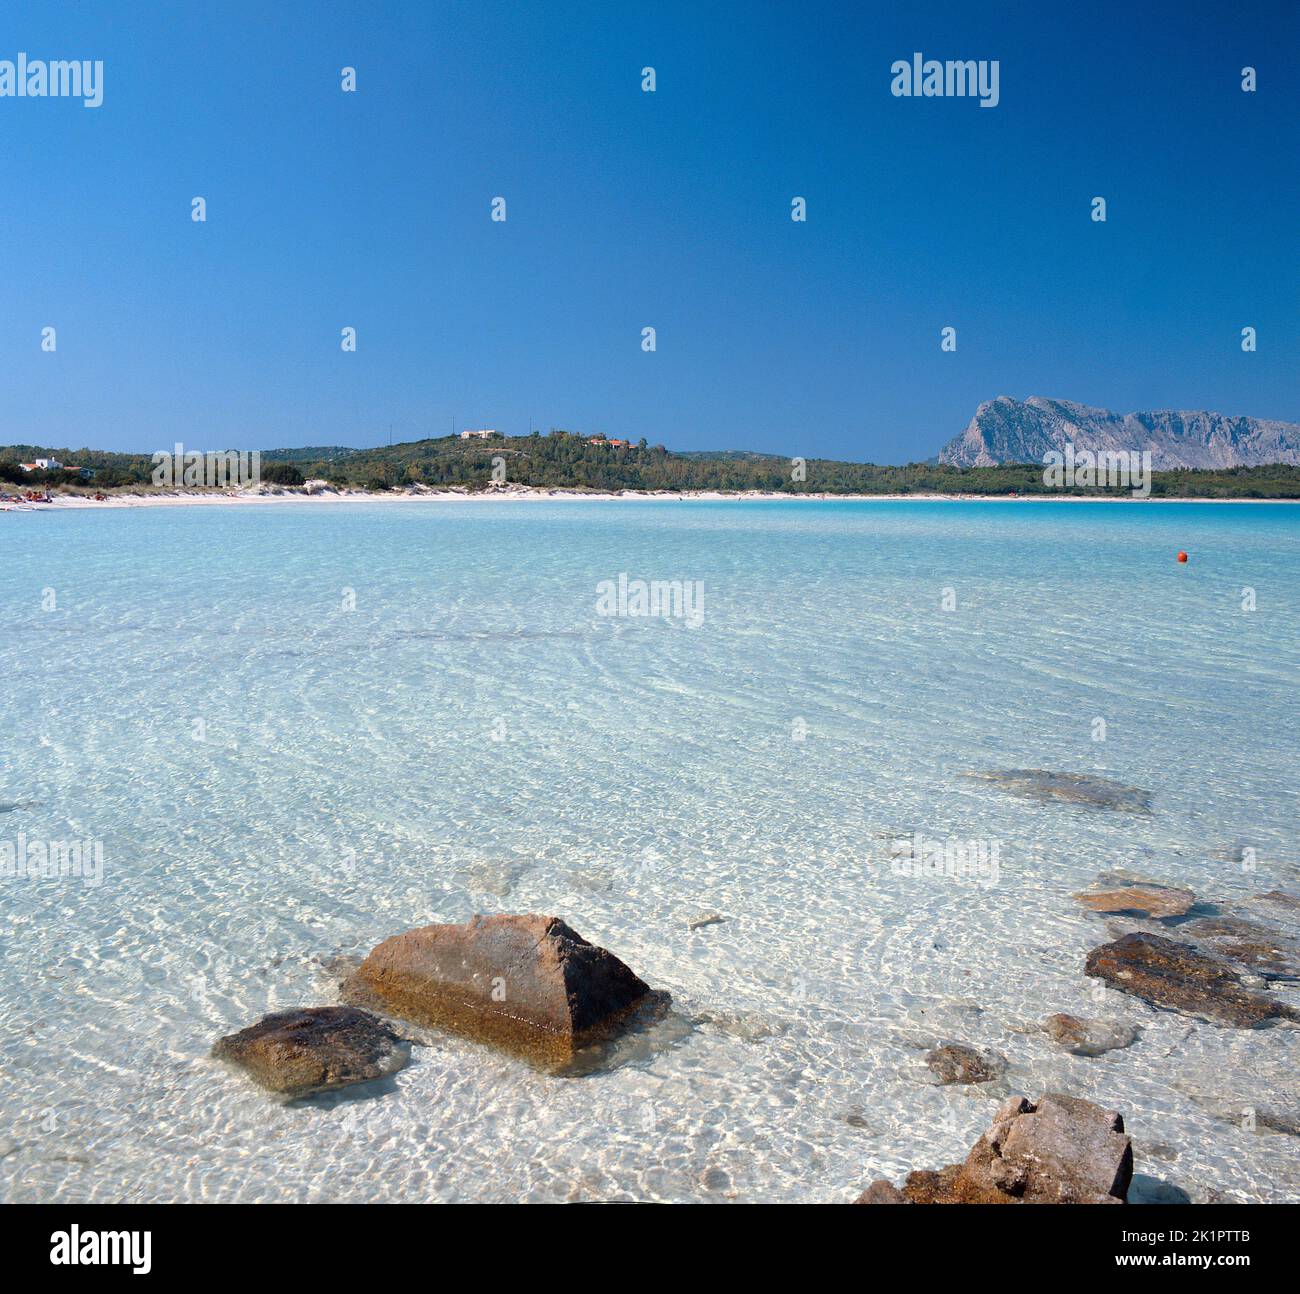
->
1084, 932, 1298, 1028
212, 1006, 409, 1097
857, 1094, 1133, 1204
342, 914, 652, 1067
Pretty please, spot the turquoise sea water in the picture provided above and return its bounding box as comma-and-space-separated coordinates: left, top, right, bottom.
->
1, 498, 1298, 1202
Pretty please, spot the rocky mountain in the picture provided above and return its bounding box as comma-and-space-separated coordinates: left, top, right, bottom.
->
937, 396, 1300, 469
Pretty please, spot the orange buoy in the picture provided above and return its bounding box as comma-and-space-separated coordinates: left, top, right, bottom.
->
1177, 551, 1188, 563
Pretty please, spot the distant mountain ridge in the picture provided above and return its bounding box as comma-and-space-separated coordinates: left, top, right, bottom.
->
937, 396, 1300, 469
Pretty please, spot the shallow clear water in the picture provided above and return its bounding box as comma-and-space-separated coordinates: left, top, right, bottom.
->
1, 498, 1298, 1202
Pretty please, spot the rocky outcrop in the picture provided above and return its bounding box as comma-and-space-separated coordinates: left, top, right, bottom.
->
857, 1093, 1133, 1204
1074, 880, 1195, 920
936, 395, 1300, 469
342, 914, 654, 1068
1041, 1013, 1140, 1057
963, 769, 1152, 813
924, 1043, 1006, 1085
212, 1006, 409, 1097
1084, 932, 1298, 1028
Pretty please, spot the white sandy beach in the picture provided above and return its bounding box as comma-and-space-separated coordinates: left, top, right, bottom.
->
7, 485, 1296, 510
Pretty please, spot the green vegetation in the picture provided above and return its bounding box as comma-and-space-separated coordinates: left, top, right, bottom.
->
0, 444, 157, 489
260, 461, 305, 486
3, 432, 1299, 498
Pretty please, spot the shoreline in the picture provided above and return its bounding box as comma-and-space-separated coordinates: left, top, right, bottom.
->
7, 486, 1299, 510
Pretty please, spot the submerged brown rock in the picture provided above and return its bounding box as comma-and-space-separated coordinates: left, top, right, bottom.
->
963, 769, 1152, 813
1041, 1013, 1140, 1057
212, 1006, 409, 1097
342, 914, 654, 1068
924, 1042, 1006, 1085
1179, 916, 1300, 981
1074, 881, 1195, 920
857, 1093, 1133, 1204
1084, 932, 1298, 1028
1254, 890, 1300, 913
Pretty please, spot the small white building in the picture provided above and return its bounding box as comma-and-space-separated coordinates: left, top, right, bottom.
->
25, 457, 63, 471
459, 429, 496, 440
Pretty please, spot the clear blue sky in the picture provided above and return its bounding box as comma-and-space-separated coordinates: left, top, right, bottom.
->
2, 1, 1296, 461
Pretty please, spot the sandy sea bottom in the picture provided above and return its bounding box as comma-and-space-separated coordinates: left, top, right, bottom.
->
1, 498, 1297, 1202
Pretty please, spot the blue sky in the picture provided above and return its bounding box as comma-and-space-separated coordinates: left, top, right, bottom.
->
2, 1, 1296, 461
